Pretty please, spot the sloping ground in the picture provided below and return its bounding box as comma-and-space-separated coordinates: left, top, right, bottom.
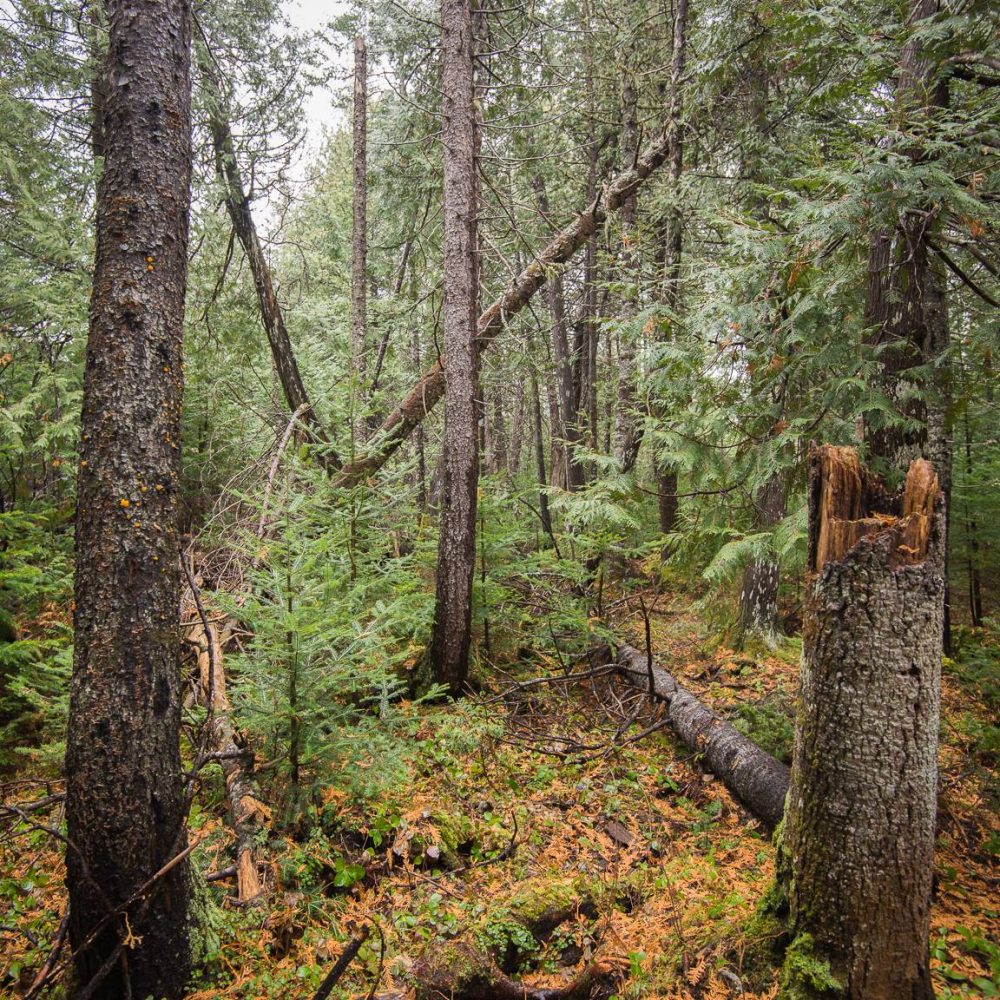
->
1, 597, 997, 999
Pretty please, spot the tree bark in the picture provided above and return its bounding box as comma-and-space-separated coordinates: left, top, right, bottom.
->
65, 0, 193, 995
530, 358, 555, 543
426, 0, 478, 695
776, 444, 943, 1000
616, 645, 789, 830
533, 174, 585, 491
614, 60, 643, 474
655, 0, 689, 537
334, 113, 683, 489
351, 34, 368, 442
863, 0, 951, 657
199, 53, 337, 464
737, 472, 786, 645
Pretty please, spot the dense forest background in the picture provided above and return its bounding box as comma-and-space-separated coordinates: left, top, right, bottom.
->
1, 0, 998, 996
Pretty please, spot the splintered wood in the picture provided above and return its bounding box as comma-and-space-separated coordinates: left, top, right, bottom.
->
810, 444, 940, 572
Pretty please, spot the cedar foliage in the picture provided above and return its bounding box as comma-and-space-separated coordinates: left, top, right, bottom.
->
0, 0, 998, 996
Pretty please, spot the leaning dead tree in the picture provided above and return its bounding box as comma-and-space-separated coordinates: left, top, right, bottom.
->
775, 444, 944, 999
616, 646, 789, 829
333, 117, 684, 488
198, 47, 338, 464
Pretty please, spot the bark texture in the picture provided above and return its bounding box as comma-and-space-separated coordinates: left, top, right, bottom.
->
533, 174, 585, 491
738, 472, 786, 644
777, 444, 943, 1000
616, 645, 789, 829
613, 60, 643, 474
333, 115, 682, 489
65, 0, 193, 995
427, 0, 478, 695
351, 34, 368, 438
655, 0, 688, 537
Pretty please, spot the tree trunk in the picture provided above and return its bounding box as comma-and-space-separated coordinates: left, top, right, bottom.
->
351, 34, 368, 442
533, 174, 585, 491
199, 54, 336, 464
65, 0, 193, 995
426, 0, 478, 696
616, 645, 789, 829
738, 472, 786, 645
614, 60, 643, 474
334, 114, 683, 489
656, 0, 688, 538
863, 0, 951, 648
530, 362, 555, 543
776, 445, 943, 1000
507, 378, 525, 479
963, 410, 983, 626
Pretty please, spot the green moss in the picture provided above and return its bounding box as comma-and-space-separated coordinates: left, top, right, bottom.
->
778, 933, 843, 999
476, 877, 596, 972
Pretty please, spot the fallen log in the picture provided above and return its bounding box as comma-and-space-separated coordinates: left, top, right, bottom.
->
615, 645, 789, 829
187, 616, 270, 902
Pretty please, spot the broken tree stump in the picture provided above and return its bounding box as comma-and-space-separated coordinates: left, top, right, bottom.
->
777, 444, 944, 999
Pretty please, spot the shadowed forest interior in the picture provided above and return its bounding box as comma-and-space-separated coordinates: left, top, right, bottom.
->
0, 0, 998, 997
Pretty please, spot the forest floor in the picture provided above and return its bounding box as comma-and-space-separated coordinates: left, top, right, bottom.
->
1, 589, 998, 999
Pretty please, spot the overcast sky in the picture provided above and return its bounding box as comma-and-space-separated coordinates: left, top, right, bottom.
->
285, 0, 351, 154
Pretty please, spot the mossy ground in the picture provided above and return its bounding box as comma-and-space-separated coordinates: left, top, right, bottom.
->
1, 593, 997, 999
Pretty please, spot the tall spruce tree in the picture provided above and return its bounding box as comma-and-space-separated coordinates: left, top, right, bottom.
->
64, 0, 194, 994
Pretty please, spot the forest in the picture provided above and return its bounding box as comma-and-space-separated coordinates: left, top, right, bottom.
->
1, 0, 998, 997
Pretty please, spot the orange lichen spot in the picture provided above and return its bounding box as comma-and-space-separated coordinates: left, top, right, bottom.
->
155, 484, 164, 491
133, 520, 141, 528
140, 485, 148, 493
120, 498, 131, 508
80, 460, 88, 467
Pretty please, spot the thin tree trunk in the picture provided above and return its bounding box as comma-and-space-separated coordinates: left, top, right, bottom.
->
614, 59, 643, 473
507, 379, 525, 479
66, 0, 193, 994
737, 472, 786, 645
333, 113, 684, 489
351, 34, 368, 441
530, 366, 555, 542
426, 0, 478, 696
656, 0, 688, 538
963, 409, 983, 626
413, 323, 428, 512
198, 52, 336, 464
775, 445, 942, 1000
533, 175, 585, 490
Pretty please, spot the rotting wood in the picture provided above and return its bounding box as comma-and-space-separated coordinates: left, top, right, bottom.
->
808, 443, 940, 572
186, 615, 269, 902
616, 645, 790, 830
412, 941, 618, 1000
